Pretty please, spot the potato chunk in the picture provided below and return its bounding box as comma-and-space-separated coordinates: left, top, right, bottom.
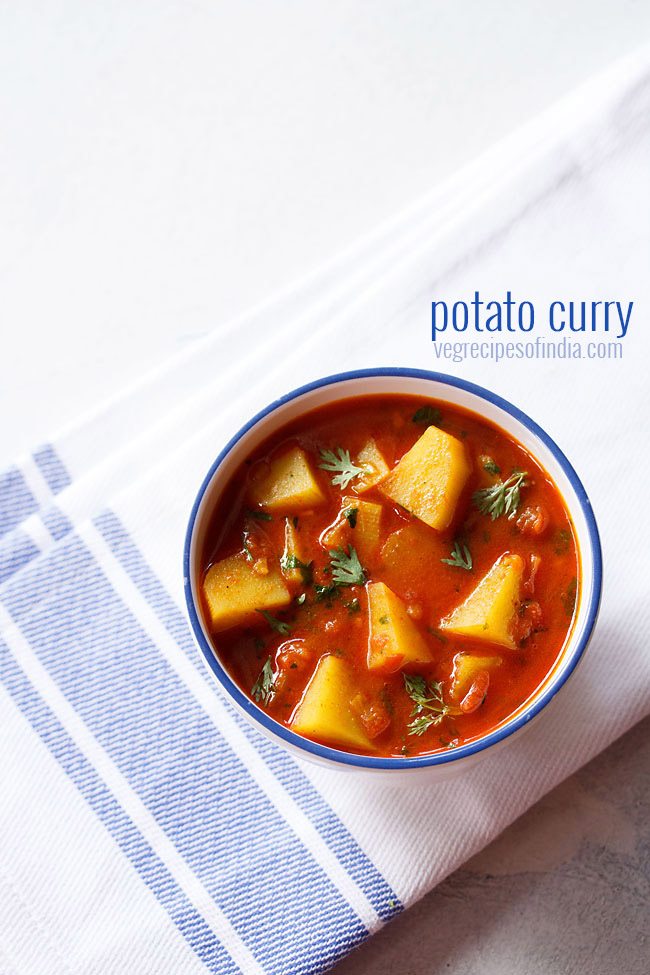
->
281, 517, 310, 584
355, 439, 390, 493
379, 425, 471, 530
319, 497, 383, 566
440, 553, 524, 648
347, 497, 382, 564
291, 655, 374, 751
248, 446, 326, 512
367, 581, 433, 672
380, 523, 447, 594
203, 553, 291, 632
450, 652, 503, 701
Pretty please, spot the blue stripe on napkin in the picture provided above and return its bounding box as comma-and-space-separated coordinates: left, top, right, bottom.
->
42, 505, 73, 541
0, 467, 39, 537
94, 509, 401, 923
0, 639, 239, 974
0, 531, 40, 585
0, 504, 72, 592
0, 531, 378, 973
32, 444, 72, 495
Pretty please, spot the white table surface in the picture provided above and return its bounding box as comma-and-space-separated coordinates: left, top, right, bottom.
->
2, 4, 649, 973
2, 0, 650, 463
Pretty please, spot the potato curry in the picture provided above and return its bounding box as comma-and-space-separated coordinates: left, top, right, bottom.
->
200, 396, 579, 757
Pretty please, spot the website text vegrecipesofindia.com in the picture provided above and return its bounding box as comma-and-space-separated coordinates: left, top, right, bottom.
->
432, 337, 624, 364
429, 293, 632, 363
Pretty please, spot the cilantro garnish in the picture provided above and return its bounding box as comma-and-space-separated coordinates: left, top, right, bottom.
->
403, 674, 450, 736
473, 470, 528, 520
318, 448, 365, 489
251, 658, 276, 705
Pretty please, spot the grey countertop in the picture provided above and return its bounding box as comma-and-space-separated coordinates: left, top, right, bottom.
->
332, 717, 649, 975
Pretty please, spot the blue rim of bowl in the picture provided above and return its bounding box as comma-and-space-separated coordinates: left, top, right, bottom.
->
184, 368, 602, 770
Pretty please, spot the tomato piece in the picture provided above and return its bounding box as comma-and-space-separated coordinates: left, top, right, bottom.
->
523, 553, 542, 596
516, 505, 549, 536
350, 693, 391, 739
513, 600, 543, 643
460, 670, 490, 714
276, 640, 312, 673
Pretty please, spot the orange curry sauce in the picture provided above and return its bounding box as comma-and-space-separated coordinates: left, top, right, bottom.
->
200, 395, 579, 757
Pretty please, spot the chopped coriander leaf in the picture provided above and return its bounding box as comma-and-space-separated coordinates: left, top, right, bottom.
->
483, 458, 501, 475
329, 545, 366, 587
409, 714, 438, 735
379, 615, 389, 624
379, 686, 394, 715
256, 610, 291, 635
280, 553, 303, 571
561, 577, 577, 618
403, 674, 433, 704
345, 597, 360, 614
554, 528, 571, 555
280, 552, 313, 584
412, 405, 442, 426
344, 506, 358, 529
314, 583, 339, 603
251, 658, 275, 705
473, 470, 528, 520
441, 540, 473, 571
246, 509, 272, 521
318, 447, 365, 489
426, 626, 448, 644
403, 674, 450, 736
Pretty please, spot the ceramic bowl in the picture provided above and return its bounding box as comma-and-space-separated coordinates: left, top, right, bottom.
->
184, 369, 602, 781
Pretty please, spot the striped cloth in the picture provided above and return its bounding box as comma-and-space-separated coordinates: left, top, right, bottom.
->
1, 48, 649, 975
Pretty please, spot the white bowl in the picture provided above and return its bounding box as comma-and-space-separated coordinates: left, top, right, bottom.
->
184, 369, 602, 782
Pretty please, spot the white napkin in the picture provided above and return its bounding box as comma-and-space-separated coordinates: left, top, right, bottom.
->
1, 46, 649, 975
